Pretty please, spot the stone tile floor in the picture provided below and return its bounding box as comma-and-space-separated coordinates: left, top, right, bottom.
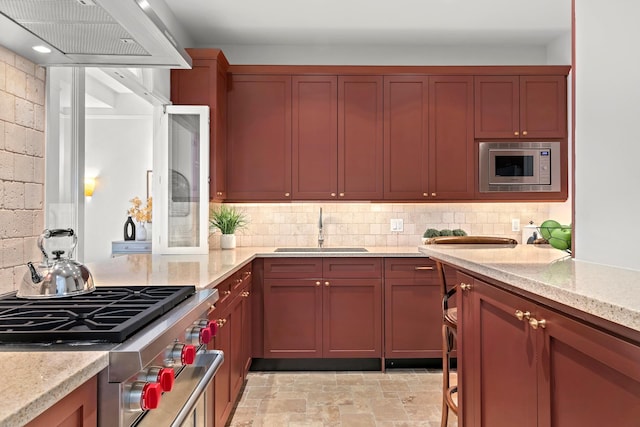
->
227, 369, 458, 427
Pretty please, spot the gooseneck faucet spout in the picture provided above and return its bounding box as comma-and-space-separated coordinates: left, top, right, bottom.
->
318, 208, 324, 248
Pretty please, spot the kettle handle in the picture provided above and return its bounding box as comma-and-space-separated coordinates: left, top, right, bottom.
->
39, 229, 78, 260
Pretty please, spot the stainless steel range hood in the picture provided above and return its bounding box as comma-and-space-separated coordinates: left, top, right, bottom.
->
0, 0, 192, 68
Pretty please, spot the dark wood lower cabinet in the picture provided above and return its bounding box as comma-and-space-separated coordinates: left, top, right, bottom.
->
384, 258, 441, 358
208, 264, 253, 427
457, 272, 640, 427
26, 376, 97, 427
262, 258, 382, 358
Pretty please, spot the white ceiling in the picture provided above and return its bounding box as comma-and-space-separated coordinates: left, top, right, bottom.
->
163, 0, 571, 47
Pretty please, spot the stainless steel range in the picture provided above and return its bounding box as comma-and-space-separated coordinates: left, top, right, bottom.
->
0, 285, 222, 427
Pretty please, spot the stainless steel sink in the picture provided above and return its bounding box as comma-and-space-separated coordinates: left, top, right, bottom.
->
274, 247, 368, 253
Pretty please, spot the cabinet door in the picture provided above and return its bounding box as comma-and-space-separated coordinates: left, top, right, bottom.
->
520, 75, 567, 139
474, 76, 520, 139
263, 278, 323, 357
26, 376, 97, 427
536, 305, 640, 427
211, 308, 233, 427
338, 76, 384, 200
429, 76, 475, 200
322, 278, 382, 357
229, 294, 244, 402
469, 278, 538, 427
384, 258, 441, 358
170, 49, 228, 201
241, 280, 252, 375
457, 272, 474, 427
292, 76, 338, 200
227, 75, 292, 200
383, 76, 429, 200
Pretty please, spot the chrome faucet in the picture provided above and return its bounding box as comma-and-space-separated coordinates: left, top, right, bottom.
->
318, 208, 324, 248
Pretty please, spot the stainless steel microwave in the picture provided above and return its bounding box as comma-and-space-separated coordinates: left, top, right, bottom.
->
479, 141, 561, 192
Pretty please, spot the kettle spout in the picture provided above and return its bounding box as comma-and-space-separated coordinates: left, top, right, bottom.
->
27, 262, 43, 284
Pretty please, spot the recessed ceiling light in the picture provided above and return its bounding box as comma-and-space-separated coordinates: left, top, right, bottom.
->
32, 45, 51, 54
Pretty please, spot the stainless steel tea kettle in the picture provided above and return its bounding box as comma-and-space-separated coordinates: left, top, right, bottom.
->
18, 228, 95, 299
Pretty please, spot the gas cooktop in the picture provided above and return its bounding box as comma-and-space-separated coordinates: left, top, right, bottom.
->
0, 286, 196, 343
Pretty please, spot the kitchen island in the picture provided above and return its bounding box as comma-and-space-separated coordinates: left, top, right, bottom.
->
419, 244, 640, 426
0, 246, 423, 426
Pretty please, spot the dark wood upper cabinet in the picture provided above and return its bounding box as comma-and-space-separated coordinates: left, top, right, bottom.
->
170, 48, 228, 201
292, 76, 338, 200
383, 76, 430, 200
226, 75, 292, 201
429, 76, 475, 200
475, 75, 567, 139
338, 76, 384, 200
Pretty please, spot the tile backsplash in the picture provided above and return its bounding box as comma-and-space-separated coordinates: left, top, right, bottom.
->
0, 46, 46, 294
209, 202, 568, 248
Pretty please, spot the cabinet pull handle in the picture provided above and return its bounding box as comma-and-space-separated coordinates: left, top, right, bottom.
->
514, 131, 519, 136
415, 266, 434, 270
459, 283, 471, 291
529, 318, 546, 330
522, 130, 528, 136
324, 281, 330, 287
514, 310, 531, 321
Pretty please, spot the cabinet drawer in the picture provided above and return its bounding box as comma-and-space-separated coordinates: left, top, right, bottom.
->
111, 240, 152, 254
323, 258, 382, 278
264, 258, 323, 278
384, 258, 437, 281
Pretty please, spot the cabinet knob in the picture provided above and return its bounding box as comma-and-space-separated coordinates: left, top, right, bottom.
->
514, 131, 519, 136
331, 193, 336, 197
522, 130, 528, 136
324, 281, 330, 287
216, 191, 223, 196
223, 290, 231, 296
339, 193, 345, 197
431, 192, 436, 197
315, 281, 321, 286
284, 192, 290, 197
529, 318, 546, 330
241, 291, 250, 297
459, 283, 471, 291
423, 193, 428, 197
514, 310, 531, 321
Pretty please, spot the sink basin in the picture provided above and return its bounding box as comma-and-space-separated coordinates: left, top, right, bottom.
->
274, 247, 368, 253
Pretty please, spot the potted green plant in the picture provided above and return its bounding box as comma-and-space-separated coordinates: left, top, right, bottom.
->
209, 205, 248, 249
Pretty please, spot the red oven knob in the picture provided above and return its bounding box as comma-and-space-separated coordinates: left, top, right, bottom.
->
138, 366, 175, 392
141, 382, 162, 410
196, 319, 218, 337
182, 344, 197, 365
125, 381, 162, 411
187, 325, 212, 345
208, 320, 218, 337
199, 327, 212, 344
157, 368, 175, 392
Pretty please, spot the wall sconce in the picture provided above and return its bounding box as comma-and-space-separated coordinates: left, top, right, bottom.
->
84, 177, 96, 197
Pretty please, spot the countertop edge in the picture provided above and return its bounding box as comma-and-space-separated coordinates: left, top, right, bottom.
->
419, 245, 640, 338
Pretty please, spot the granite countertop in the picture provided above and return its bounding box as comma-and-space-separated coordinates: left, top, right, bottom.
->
418, 244, 640, 335
0, 245, 423, 425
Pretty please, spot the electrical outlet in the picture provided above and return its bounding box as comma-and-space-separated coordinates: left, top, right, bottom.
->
511, 218, 520, 232
390, 219, 404, 232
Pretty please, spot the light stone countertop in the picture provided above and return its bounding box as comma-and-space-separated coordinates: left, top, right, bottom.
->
0, 351, 108, 427
418, 244, 640, 336
0, 245, 423, 426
